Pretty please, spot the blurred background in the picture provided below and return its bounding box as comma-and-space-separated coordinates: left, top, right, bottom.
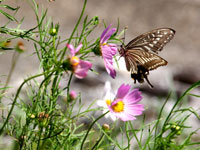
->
0, 0, 199, 145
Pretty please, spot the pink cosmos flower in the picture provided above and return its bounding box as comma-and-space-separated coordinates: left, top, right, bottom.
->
98, 83, 144, 121
67, 43, 92, 79
100, 24, 118, 79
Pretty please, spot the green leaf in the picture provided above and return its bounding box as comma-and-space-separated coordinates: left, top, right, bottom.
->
0, 9, 18, 22
0, 4, 20, 11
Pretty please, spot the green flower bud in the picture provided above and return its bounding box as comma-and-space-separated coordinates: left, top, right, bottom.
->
49, 28, 57, 36
92, 16, 99, 25
175, 126, 180, 131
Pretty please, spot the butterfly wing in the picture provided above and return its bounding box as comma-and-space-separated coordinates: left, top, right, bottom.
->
124, 49, 168, 73
124, 49, 167, 88
125, 28, 175, 53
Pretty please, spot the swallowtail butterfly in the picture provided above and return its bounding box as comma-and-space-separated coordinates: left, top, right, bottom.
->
119, 28, 175, 88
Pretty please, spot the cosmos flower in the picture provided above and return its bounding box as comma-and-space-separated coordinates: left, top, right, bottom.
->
99, 25, 118, 79
97, 82, 144, 121
67, 43, 92, 79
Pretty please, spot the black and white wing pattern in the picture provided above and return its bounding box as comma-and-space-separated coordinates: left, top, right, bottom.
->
125, 28, 175, 53
124, 49, 168, 74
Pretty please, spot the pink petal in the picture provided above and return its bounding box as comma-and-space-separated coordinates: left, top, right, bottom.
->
74, 60, 92, 79
115, 112, 136, 121
101, 44, 117, 78
66, 44, 75, 56
116, 84, 131, 99
75, 43, 83, 54
124, 104, 144, 116
100, 24, 112, 43
123, 89, 143, 104
101, 28, 116, 44
104, 59, 116, 78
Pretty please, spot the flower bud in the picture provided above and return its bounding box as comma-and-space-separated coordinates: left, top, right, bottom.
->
49, 28, 57, 36
175, 126, 180, 131
69, 91, 77, 100
1, 40, 11, 48
92, 16, 99, 25
30, 114, 35, 119
176, 130, 181, 135
102, 124, 110, 131
16, 41, 25, 53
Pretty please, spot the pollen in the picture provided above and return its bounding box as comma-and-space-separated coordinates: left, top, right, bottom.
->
106, 99, 111, 106
111, 100, 124, 113
70, 56, 80, 67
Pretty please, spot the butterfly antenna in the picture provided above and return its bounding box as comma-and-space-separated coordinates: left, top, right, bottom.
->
123, 26, 128, 46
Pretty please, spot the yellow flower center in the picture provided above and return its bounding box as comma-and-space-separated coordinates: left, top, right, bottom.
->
106, 99, 111, 106
111, 100, 124, 113
70, 56, 80, 67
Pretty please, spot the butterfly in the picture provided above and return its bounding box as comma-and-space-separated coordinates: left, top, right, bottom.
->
119, 28, 175, 88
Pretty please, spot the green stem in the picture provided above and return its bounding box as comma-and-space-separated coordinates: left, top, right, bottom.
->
80, 111, 109, 150
0, 69, 56, 135
0, 51, 20, 99
53, 36, 57, 61
37, 127, 43, 150
60, 0, 87, 61
67, 72, 73, 96
161, 81, 200, 136
91, 133, 104, 150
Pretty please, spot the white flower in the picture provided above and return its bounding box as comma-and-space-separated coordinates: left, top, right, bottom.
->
97, 81, 117, 121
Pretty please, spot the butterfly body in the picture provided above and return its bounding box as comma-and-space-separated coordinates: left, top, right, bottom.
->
119, 28, 175, 88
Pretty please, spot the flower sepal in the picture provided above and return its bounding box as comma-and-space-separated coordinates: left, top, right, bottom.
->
62, 58, 73, 71
92, 39, 102, 56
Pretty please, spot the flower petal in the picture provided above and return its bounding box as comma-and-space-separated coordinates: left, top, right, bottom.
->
66, 44, 75, 56
101, 28, 116, 44
124, 104, 144, 116
100, 24, 112, 43
116, 84, 131, 99
74, 60, 92, 79
123, 89, 143, 104
101, 44, 117, 78
75, 43, 83, 54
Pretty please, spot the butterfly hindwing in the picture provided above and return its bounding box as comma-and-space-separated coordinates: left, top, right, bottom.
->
125, 49, 168, 73
125, 28, 175, 53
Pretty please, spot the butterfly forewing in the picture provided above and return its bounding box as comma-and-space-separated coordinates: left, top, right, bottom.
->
125, 28, 175, 53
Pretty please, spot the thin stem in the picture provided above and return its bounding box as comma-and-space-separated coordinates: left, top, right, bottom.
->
80, 111, 109, 150
91, 133, 104, 150
60, 0, 87, 61
0, 51, 20, 98
37, 127, 43, 150
153, 92, 171, 147
67, 72, 73, 96
0, 69, 56, 135
163, 81, 200, 126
